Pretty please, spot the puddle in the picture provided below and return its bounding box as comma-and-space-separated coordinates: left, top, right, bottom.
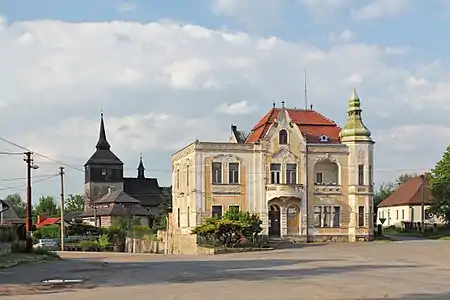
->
42, 279, 85, 284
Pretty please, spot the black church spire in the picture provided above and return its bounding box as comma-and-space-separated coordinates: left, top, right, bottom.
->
137, 156, 145, 179
96, 113, 111, 150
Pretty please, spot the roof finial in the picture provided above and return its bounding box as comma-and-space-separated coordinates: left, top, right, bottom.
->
281, 101, 285, 108
304, 68, 308, 110
272, 101, 276, 108
339, 88, 372, 143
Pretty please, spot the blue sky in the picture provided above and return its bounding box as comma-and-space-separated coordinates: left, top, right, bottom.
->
0, 0, 449, 200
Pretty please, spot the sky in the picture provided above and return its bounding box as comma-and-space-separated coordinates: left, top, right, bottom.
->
0, 0, 449, 203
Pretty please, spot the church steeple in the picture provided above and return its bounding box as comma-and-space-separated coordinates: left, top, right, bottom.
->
96, 113, 111, 150
339, 88, 372, 143
137, 156, 145, 179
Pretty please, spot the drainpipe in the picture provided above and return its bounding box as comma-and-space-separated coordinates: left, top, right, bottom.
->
305, 145, 309, 242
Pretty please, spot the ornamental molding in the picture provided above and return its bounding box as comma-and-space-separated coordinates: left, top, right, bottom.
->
212, 184, 242, 194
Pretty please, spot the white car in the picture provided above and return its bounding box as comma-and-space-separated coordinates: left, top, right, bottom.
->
33, 239, 59, 250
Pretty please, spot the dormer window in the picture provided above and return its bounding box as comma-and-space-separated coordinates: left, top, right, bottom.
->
279, 129, 288, 144
319, 134, 329, 143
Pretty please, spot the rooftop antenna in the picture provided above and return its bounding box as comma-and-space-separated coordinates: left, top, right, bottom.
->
304, 68, 308, 110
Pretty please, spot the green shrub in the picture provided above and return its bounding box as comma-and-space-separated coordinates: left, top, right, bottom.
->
97, 234, 112, 251
192, 210, 263, 248
78, 240, 100, 252
33, 225, 60, 239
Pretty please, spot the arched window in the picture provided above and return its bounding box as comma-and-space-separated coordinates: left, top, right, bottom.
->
279, 129, 288, 144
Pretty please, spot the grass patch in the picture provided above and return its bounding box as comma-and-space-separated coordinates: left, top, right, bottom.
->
0, 249, 60, 269
383, 227, 450, 240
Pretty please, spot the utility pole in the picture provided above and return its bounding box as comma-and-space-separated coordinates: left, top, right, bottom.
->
59, 167, 65, 251
24, 151, 38, 252
420, 173, 425, 233
24, 152, 32, 233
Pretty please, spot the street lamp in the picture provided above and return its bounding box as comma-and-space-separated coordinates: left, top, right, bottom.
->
420, 174, 425, 233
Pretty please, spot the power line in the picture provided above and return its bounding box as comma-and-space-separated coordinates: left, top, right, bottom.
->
0, 137, 84, 172
0, 174, 59, 192
0, 174, 60, 182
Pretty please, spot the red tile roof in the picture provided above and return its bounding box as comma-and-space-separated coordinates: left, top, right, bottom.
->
245, 108, 341, 143
378, 176, 432, 207
35, 217, 61, 228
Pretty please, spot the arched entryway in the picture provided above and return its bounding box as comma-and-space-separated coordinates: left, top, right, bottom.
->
287, 205, 300, 235
268, 204, 281, 237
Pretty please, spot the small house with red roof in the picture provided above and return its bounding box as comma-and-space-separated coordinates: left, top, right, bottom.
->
171, 88, 374, 248
377, 174, 443, 228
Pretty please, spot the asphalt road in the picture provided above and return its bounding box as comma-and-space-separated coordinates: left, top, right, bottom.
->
1, 240, 450, 300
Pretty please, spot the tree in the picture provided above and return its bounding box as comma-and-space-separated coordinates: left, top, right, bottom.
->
65, 194, 84, 212
429, 145, 450, 223
4, 193, 26, 218
152, 186, 172, 230
373, 183, 395, 207
396, 173, 417, 186
34, 196, 59, 217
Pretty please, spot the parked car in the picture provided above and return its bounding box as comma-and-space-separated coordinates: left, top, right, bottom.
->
33, 239, 59, 250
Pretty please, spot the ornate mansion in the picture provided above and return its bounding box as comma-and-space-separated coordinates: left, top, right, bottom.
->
171, 89, 374, 242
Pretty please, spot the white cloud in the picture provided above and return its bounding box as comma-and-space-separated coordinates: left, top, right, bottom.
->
216, 100, 256, 115
330, 29, 356, 43
114, 2, 137, 12
0, 18, 448, 199
352, 0, 411, 20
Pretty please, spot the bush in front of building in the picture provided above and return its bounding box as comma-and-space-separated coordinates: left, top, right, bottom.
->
191, 210, 263, 248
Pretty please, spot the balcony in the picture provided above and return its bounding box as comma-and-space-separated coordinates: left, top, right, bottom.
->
313, 184, 342, 195
356, 185, 373, 194
212, 184, 242, 194
266, 184, 304, 200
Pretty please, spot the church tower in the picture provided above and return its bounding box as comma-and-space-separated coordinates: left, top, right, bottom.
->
339, 88, 374, 241
84, 113, 124, 207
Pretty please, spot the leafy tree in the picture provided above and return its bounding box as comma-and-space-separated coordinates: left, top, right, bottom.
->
373, 183, 395, 207
65, 194, 85, 212
396, 173, 417, 186
34, 196, 59, 217
152, 186, 172, 230
429, 146, 450, 223
4, 193, 26, 218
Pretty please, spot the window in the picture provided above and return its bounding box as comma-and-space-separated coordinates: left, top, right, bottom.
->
358, 206, 365, 227
102, 169, 112, 180
270, 163, 281, 184
212, 162, 222, 184
229, 163, 239, 184
314, 206, 341, 227
176, 169, 180, 189
229, 205, 240, 213
396, 210, 399, 220
316, 172, 323, 184
323, 206, 331, 227
313, 206, 322, 227
402, 209, 404, 219
212, 205, 223, 219
186, 165, 189, 187
279, 129, 288, 144
358, 164, 364, 185
333, 206, 341, 228
286, 163, 297, 184
187, 206, 190, 227
368, 165, 373, 186
177, 208, 180, 227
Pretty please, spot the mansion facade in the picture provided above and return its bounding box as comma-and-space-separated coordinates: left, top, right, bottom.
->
171, 89, 374, 242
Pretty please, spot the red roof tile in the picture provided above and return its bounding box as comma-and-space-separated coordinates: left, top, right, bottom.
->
246, 108, 341, 143
35, 217, 61, 228
378, 176, 432, 207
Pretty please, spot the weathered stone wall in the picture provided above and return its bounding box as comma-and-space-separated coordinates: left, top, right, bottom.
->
0, 242, 12, 255
125, 238, 164, 254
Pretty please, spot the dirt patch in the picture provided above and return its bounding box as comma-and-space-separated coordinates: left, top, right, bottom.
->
0, 282, 97, 296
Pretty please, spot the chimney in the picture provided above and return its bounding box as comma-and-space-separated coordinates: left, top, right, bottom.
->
108, 186, 114, 194
37, 214, 46, 224
231, 125, 237, 132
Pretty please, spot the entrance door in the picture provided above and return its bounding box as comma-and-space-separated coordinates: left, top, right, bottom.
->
268, 204, 281, 237
287, 205, 299, 235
